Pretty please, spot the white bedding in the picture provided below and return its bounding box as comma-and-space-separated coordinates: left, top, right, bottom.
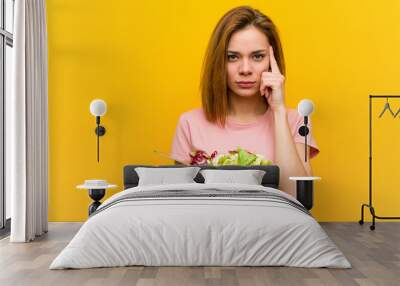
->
49, 183, 351, 269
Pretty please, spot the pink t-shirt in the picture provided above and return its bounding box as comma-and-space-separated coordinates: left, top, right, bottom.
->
170, 107, 319, 165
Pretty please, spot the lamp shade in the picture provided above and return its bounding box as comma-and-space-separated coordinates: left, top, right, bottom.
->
297, 99, 314, 117
90, 99, 107, 116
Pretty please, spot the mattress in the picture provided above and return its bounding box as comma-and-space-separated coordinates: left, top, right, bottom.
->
50, 183, 351, 269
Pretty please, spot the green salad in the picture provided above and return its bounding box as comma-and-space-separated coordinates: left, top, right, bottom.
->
189, 147, 272, 166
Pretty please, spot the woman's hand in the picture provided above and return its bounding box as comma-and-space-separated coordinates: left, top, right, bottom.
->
260, 46, 286, 113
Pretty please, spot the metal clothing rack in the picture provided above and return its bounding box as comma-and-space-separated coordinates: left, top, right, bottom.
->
359, 95, 400, 230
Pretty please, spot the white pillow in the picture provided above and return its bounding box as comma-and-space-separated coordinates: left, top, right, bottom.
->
135, 167, 201, 186
200, 169, 266, 185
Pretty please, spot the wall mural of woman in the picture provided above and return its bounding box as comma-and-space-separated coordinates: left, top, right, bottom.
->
170, 6, 319, 197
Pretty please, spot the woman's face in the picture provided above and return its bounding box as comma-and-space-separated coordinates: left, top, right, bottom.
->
226, 25, 270, 98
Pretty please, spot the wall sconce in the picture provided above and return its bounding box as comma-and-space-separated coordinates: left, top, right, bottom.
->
297, 99, 314, 162
89, 99, 107, 162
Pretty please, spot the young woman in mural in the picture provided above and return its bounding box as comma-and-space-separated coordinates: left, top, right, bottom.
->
170, 6, 319, 197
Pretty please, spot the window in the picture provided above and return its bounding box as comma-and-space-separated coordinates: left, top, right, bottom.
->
0, 0, 14, 234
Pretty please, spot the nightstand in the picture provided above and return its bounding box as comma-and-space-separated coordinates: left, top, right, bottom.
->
77, 180, 117, 216
289, 176, 321, 210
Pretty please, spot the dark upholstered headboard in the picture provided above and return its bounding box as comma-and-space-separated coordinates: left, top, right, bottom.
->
123, 165, 280, 190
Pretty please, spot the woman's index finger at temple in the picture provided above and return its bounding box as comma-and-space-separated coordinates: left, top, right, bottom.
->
269, 46, 280, 73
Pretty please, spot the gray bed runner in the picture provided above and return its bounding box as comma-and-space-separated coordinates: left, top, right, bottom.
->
91, 189, 311, 217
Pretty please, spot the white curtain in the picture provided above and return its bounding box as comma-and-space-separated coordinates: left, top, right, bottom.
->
8, 0, 48, 242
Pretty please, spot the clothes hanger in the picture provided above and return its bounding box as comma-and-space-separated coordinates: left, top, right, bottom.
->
378, 97, 396, 118
393, 106, 400, 118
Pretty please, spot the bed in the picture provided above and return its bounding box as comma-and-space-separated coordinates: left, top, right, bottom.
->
49, 165, 351, 269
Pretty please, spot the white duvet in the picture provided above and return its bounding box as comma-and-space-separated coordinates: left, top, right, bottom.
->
50, 183, 351, 269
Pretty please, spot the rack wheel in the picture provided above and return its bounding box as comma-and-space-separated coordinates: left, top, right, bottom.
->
358, 220, 364, 225
370, 225, 375, 231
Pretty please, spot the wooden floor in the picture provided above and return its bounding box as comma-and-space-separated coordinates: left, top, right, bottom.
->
0, 222, 399, 286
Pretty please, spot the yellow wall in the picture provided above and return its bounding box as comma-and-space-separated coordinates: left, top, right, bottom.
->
47, 0, 400, 222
